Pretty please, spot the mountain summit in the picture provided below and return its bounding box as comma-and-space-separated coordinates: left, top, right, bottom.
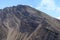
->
0, 5, 60, 40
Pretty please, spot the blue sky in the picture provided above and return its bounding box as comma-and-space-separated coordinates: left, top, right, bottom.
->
0, 0, 60, 19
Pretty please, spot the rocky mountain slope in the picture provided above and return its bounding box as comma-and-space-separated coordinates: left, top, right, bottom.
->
0, 5, 60, 40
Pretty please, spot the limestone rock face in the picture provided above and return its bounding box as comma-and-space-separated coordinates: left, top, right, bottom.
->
0, 5, 60, 40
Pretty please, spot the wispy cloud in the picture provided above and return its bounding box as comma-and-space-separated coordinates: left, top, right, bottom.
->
56, 7, 60, 13
36, 0, 60, 18
36, 0, 60, 11
37, 0, 56, 10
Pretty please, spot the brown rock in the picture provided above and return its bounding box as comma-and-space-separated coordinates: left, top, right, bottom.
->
0, 5, 60, 40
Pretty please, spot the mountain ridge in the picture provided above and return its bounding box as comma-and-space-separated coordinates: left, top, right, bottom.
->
0, 5, 60, 40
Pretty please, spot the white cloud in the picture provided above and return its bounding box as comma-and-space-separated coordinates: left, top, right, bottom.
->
36, 0, 60, 12
36, 0, 60, 19
36, 0, 55, 10
56, 16, 60, 19
40, 0, 55, 10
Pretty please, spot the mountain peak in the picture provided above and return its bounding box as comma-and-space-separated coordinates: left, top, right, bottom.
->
0, 5, 60, 40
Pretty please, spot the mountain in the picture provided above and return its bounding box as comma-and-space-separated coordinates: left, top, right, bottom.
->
0, 5, 60, 40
